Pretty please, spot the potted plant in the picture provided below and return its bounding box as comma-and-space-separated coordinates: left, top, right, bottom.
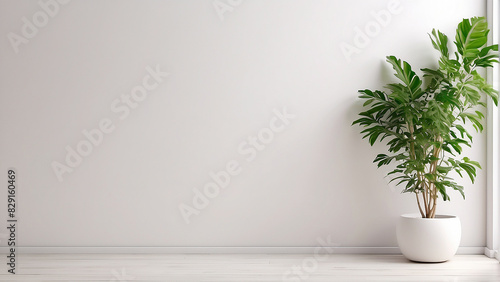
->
353, 17, 498, 262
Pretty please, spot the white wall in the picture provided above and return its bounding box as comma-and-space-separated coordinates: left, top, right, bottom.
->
0, 0, 488, 249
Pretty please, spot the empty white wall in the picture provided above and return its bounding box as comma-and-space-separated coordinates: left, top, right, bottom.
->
0, 0, 488, 249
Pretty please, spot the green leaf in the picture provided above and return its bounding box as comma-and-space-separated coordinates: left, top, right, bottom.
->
422, 68, 445, 79
360, 104, 389, 117
424, 173, 436, 181
455, 125, 473, 142
363, 99, 375, 107
464, 158, 482, 169
458, 163, 476, 183
475, 44, 499, 67
437, 166, 452, 174
455, 17, 489, 65
429, 29, 449, 57
386, 56, 423, 99
352, 117, 373, 126
460, 112, 484, 132
435, 182, 450, 201
387, 169, 403, 176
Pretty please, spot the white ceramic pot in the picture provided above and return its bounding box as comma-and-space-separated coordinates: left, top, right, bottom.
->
396, 213, 461, 262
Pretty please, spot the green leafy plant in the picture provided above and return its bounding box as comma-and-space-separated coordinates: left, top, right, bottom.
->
353, 17, 498, 218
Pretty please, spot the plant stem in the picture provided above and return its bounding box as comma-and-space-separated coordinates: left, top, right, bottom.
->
415, 192, 425, 218
408, 121, 429, 217
427, 135, 442, 218
421, 175, 429, 216
430, 200, 437, 218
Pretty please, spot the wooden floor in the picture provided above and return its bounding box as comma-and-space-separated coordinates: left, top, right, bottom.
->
0, 254, 498, 281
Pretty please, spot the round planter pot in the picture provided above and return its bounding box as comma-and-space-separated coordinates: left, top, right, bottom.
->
396, 213, 461, 262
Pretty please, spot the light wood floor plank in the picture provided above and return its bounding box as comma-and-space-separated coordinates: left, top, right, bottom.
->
0, 254, 497, 281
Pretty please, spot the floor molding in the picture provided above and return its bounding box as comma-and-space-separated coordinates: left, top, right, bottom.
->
0, 246, 486, 255
484, 247, 499, 259
484, 247, 496, 258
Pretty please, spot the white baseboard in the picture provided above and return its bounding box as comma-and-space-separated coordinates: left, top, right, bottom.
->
0, 246, 486, 255
456, 247, 489, 255
484, 247, 499, 259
